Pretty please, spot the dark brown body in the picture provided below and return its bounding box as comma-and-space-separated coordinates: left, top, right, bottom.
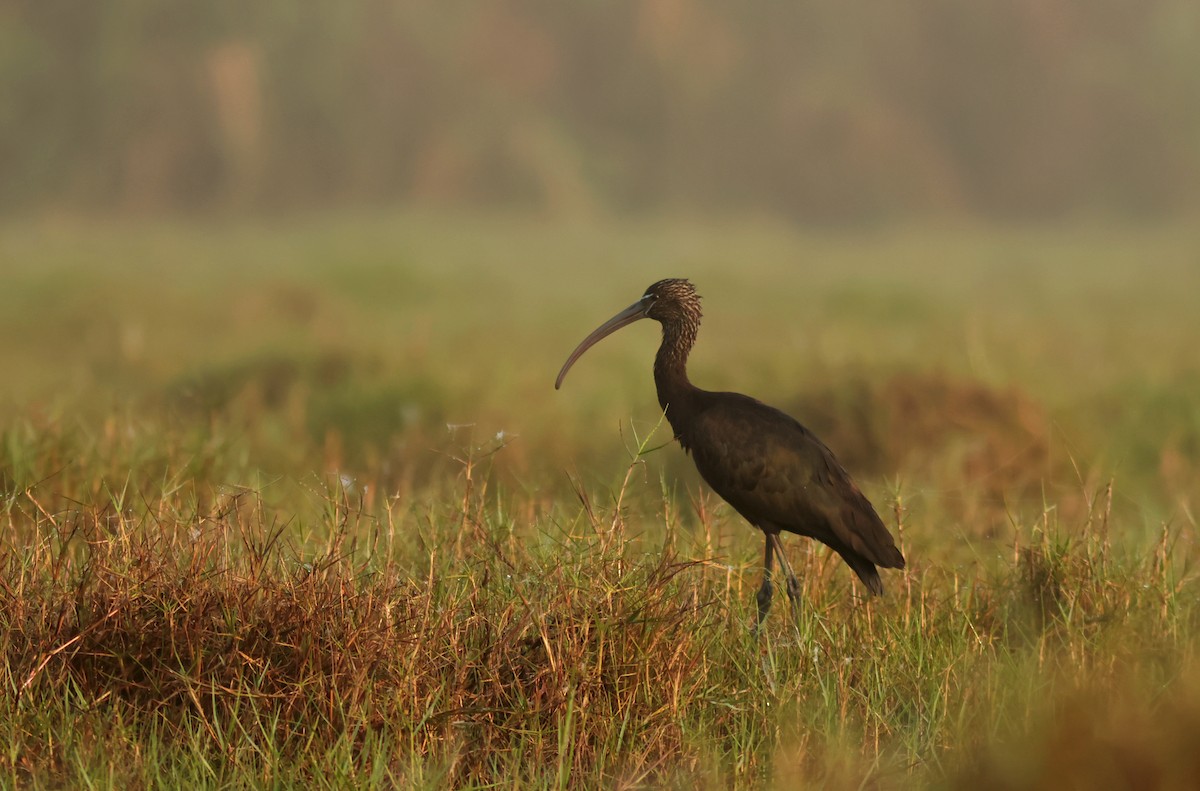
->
556, 278, 904, 623
668, 387, 903, 595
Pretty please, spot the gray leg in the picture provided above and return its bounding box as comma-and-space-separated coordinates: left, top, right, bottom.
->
755, 534, 775, 628
770, 534, 803, 616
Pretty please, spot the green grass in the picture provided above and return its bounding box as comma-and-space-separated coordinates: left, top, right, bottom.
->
2, 212, 1199, 788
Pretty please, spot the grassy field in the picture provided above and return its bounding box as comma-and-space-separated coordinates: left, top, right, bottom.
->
2, 213, 1199, 788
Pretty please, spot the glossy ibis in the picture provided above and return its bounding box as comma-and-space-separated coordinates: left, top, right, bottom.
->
555, 278, 905, 625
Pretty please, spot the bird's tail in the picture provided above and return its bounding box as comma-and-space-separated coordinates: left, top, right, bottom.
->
839, 487, 906, 579
836, 547, 888, 596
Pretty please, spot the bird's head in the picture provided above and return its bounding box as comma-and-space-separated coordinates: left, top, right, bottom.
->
555, 278, 702, 389
641, 278, 703, 325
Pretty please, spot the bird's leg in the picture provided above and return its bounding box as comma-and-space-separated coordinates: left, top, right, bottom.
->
769, 534, 803, 618
755, 534, 775, 629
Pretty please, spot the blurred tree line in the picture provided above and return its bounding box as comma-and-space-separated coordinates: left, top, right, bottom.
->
2, 0, 1198, 221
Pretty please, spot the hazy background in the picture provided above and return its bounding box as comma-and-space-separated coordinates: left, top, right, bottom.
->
4, 0, 1199, 223
2, 1, 1198, 525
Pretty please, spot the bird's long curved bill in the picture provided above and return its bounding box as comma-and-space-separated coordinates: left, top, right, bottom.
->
555, 300, 648, 389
